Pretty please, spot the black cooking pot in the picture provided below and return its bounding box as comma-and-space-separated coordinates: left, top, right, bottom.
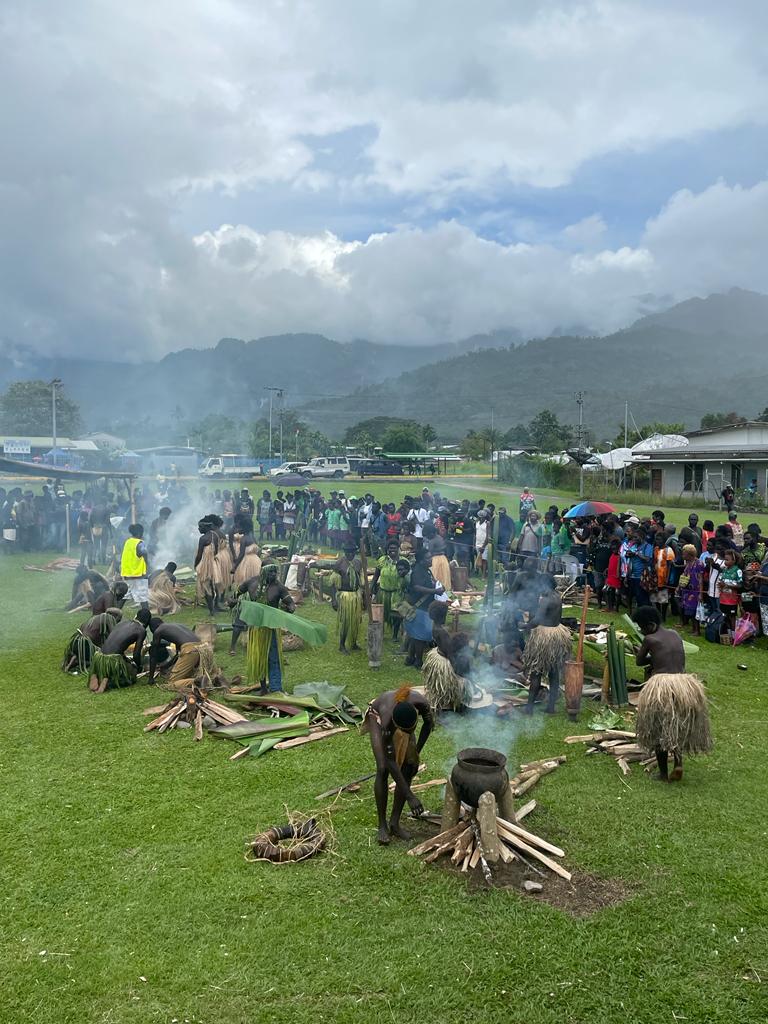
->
450, 747, 508, 808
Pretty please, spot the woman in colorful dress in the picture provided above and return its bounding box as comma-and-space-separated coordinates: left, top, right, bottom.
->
676, 544, 704, 635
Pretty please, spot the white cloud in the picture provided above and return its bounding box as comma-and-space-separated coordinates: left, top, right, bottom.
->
0, 1, 767, 357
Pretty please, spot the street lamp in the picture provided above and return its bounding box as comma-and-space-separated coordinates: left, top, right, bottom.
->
49, 379, 62, 467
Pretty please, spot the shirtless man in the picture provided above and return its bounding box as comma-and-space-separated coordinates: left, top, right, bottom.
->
633, 606, 712, 782
362, 686, 434, 845
522, 575, 571, 714
148, 621, 199, 681
89, 609, 152, 693
91, 581, 128, 615
62, 608, 123, 673
228, 565, 295, 655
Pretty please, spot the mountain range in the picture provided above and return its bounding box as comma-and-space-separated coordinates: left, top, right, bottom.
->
0, 288, 766, 443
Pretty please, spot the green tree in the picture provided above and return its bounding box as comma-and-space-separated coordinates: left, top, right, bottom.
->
183, 414, 246, 454
462, 427, 500, 460
528, 409, 572, 452
421, 423, 437, 449
344, 416, 423, 449
700, 411, 745, 429
381, 423, 424, 452
503, 423, 532, 448
0, 380, 83, 436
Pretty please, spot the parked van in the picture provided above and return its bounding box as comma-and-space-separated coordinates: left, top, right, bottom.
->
298, 456, 350, 479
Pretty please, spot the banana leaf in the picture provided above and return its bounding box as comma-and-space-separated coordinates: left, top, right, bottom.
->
224, 693, 324, 711
237, 603, 327, 646
209, 710, 310, 741
293, 681, 347, 707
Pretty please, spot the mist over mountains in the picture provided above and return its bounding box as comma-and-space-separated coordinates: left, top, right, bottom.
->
0, 289, 765, 444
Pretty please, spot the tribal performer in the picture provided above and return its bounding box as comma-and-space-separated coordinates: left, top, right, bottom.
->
362, 685, 433, 844
231, 514, 262, 589
634, 606, 712, 782
148, 621, 216, 689
231, 565, 328, 692
421, 601, 467, 712
522, 575, 571, 714
328, 545, 364, 655
91, 580, 128, 615
89, 608, 152, 693
62, 608, 123, 674
148, 562, 180, 615
371, 540, 408, 641
194, 516, 223, 616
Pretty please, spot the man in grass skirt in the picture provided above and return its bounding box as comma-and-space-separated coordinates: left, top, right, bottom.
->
634, 606, 712, 782
522, 575, 572, 714
89, 608, 152, 693
62, 608, 123, 674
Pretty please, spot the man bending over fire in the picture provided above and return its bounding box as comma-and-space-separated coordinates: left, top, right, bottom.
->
361, 685, 433, 845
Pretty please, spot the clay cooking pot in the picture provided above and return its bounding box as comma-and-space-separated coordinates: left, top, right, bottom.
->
450, 747, 509, 808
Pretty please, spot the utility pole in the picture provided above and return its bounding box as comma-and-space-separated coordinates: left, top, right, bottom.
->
263, 386, 284, 463
575, 391, 585, 498
50, 378, 62, 468
278, 390, 284, 462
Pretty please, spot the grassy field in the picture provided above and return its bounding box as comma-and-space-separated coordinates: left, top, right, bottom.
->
2, 545, 767, 1024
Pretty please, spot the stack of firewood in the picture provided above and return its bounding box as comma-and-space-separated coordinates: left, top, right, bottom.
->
408, 799, 571, 882
143, 687, 246, 741
565, 730, 654, 775
509, 755, 566, 796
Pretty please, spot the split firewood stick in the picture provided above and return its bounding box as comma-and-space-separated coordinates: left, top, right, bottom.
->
229, 746, 251, 761
496, 817, 565, 858
194, 710, 203, 742
158, 712, 182, 734
469, 845, 482, 869
143, 704, 172, 716
617, 757, 631, 776
500, 833, 572, 881
603, 730, 637, 739
425, 828, 470, 863
451, 828, 474, 864
408, 823, 466, 856
514, 773, 541, 797
498, 843, 514, 864
516, 799, 536, 820
518, 755, 566, 771
564, 733, 602, 744
315, 773, 376, 801
461, 847, 473, 872
274, 727, 347, 750
147, 705, 182, 732
389, 777, 446, 794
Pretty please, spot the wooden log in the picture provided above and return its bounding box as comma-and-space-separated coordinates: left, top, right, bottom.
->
500, 832, 572, 881
143, 704, 181, 732
143, 704, 172, 716
194, 709, 203, 742
367, 618, 384, 670
274, 727, 347, 750
498, 842, 515, 864
564, 733, 601, 744
516, 799, 536, 820
440, 778, 461, 830
514, 773, 541, 797
617, 757, 631, 776
496, 817, 565, 858
497, 781, 516, 823
451, 827, 475, 864
408, 822, 466, 856
460, 843, 474, 872
229, 745, 251, 761
469, 845, 482, 869
389, 777, 446, 793
477, 793, 501, 864
604, 729, 637, 739
518, 755, 566, 771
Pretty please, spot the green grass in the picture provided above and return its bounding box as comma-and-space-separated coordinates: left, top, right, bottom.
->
2, 551, 767, 1024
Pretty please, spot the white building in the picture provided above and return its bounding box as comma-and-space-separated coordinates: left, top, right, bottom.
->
632, 422, 768, 500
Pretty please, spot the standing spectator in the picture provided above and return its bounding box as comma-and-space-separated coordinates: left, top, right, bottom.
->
650, 531, 675, 621
721, 483, 735, 512
496, 507, 516, 567
256, 490, 273, 540
282, 493, 297, 536
717, 548, 742, 635
676, 545, 704, 635
238, 488, 255, 517
517, 509, 544, 569
518, 486, 536, 526
588, 525, 612, 609
727, 511, 744, 550
625, 525, 654, 611
700, 519, 716, 550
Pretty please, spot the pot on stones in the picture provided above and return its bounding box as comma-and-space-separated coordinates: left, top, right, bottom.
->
450, 747, 508, 808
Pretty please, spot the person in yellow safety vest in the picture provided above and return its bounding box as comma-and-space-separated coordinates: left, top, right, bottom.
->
120, 523, 150, 610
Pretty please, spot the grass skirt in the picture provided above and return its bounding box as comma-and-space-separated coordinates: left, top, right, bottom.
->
522, 624, 572, 676
196, 544, 221, 600
337, 591, 362, 646
430, 554, 451, 593
149, 573, 180, 615
380, 588, 400, 628
90, 651, 136, 689
167, 642, 216, 689
247, 627, 282, 685
216, 541, 233, 598
234, 545, 262, 588
636, 673, 713, 755
422, 647, 465, 711
62, 630, 95, 673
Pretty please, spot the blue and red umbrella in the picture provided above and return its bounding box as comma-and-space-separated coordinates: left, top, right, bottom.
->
563, 500, 616, 519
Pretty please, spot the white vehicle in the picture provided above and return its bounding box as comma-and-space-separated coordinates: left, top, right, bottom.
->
269, 461, 305, 478
297, 456, 350, 479
198, 454, 262, 478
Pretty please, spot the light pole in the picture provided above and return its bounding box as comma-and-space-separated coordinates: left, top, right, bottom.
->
575, 391, 585, 498
50, 378, 62, 467
263, 386, 284, 464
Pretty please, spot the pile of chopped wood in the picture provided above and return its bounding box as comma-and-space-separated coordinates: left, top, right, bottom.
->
509, 755, 566, 795
565, 729, 654, 775
408, 798, 571, 882
143, 687, 246, 740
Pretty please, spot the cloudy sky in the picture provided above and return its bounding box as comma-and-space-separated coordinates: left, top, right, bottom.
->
2, 0, 767, 360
